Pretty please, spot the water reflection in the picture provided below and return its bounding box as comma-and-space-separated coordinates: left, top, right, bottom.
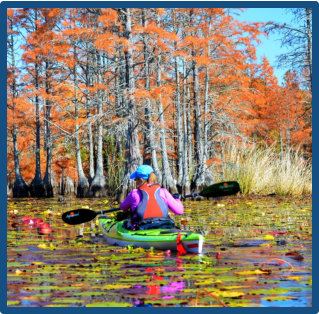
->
7, 196, 312, 307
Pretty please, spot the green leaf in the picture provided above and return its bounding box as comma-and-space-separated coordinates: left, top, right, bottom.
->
86, 301, 133, 307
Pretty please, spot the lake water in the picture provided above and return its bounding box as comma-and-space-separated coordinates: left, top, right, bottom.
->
7, 195, 312, 307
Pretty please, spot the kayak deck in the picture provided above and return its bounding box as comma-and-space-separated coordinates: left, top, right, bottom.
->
98, 216, 204, 253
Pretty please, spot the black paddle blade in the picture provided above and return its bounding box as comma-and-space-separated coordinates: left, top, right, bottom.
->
199, 181, 240, 198
62, 209, 98, 225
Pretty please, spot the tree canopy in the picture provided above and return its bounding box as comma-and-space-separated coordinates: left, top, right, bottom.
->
7, 7, 312, 198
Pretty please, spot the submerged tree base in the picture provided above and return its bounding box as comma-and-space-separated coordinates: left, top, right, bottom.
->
13, 179, 30, 198
89, 183, 107, 198
192, 169, 215, 194
43, 183, 54, 198
29, 181, 45, 198
77, 184, 90, 198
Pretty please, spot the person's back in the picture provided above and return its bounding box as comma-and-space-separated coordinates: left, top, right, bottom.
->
120, 165, 183, 229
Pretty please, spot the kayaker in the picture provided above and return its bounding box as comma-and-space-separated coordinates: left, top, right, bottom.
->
120, 165, 184, 229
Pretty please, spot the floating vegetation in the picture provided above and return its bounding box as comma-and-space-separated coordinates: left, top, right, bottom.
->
7, 196, 312, 307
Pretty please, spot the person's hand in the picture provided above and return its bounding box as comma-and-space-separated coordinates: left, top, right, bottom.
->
172, 193, 181, 199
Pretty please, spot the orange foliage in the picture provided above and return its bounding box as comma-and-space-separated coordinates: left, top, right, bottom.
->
7, 8, 312, 187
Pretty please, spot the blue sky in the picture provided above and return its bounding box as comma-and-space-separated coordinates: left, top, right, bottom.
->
235, 8, 293, 85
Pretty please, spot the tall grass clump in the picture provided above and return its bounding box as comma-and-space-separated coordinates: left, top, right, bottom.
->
212, 143, 312, 196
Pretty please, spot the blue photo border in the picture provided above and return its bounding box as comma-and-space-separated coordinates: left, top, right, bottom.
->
1, 1, 317, 313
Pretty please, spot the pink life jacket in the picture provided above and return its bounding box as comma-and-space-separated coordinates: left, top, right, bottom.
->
136, 184, 168, 220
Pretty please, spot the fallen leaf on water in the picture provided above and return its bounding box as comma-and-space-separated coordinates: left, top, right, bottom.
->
38, 243, 48, 249
206, 289, 244, 298
86, 301, 133, 307
285, 251, 304, 260
235, 269, 271, 275
101, 284, 131, 290
286, 276, 301, 281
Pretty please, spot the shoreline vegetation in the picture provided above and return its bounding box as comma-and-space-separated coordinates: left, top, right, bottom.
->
7, 8, 312, 200
8, 143, 312, 198
214, 143, 312, 196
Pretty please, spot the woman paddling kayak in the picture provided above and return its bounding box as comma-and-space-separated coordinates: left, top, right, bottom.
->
120, 165, 184, 230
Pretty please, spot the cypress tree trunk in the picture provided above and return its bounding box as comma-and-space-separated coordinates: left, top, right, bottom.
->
43, 61, 54, 197
12, 125, 29, 197
73, 47, 90, 198
156, 50, 177, 194
30, 60, 45, 197
87, 110, 95, 185
30, 10, 44, 197
86, 54, 95, 184
286, 102, 291, 152
142, 8, 161, 179
187, 85, 193, 179
75, 112, 90, 198
118, 8, 142, 202
8, 17, 29, 197
175, 56, 184, 190
181, 60, 191, 195
190, 10, 214, 191
306, 8, 312, 92
89, 49, 107, 197
192, 61, 214, 191
192, 60, 204, 189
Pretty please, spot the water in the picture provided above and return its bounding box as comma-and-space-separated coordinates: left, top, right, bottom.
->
7, 195, 312, 307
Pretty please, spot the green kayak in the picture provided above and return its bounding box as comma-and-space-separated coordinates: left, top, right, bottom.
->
98, 216, 204, 254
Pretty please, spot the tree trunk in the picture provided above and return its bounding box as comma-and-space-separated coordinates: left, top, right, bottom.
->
191, 48, 214, 190
43, 61, 54, 197
8, 17, 29, 198
87, 111, 95, 185
187, 85, 193, 179
142, 8, 161, 180
84, 43, 95, 184
30, 59, 45, 197
75, 117, 90, 198
157, 50, 177, 193
192, 60, 204, 190
12, 125, 29, 197
175, 56, 184, 189
118, 8, 142, 202
91, 116, 106, 199
73, 47, 90, 198
88, 12, 107, 197
181, 60, 191, 195
286, 102, 291, 152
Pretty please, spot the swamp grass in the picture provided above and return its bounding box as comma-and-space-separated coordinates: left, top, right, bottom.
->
212, 143, 312, 196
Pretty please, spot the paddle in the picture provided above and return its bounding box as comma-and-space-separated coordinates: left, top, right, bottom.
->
62, 181, 240, 225
178, 181, 240, 200
62, 207, 121, 225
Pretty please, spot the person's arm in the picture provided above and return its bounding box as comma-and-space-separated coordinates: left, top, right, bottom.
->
161, 188, 184, 215
120, 189, 141, 211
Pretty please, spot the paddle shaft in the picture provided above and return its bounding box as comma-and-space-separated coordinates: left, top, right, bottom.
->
62, 181, 240, 225
100, 208, 121, 215
62, 207, 121, 225
181, 193, 200, 200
